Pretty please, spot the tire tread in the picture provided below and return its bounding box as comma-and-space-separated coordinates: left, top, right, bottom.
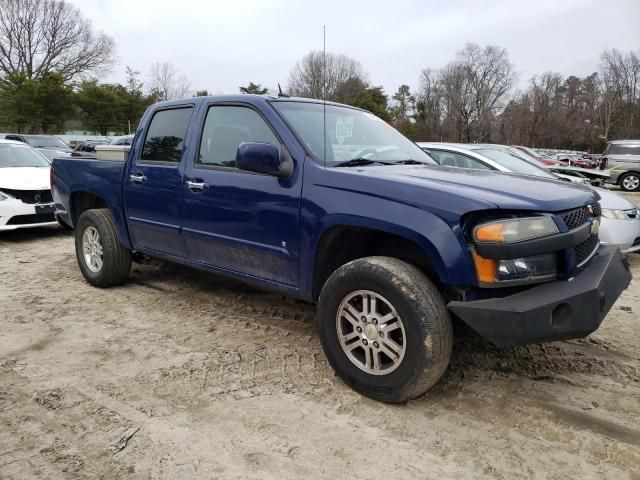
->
75, 209, 131, 287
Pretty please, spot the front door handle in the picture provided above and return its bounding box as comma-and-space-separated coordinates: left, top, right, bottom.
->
129, 172, 147, 183
186, 180, 207, 192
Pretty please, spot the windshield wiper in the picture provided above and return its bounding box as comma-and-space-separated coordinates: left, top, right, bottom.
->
333, 158, 394, 168
392, 159, 428, 165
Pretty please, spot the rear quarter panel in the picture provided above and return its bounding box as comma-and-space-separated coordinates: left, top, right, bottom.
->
52, 157, 131, 249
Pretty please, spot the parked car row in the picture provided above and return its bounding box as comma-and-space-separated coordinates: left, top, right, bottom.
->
509, 141, 640, 192
0, 133, 136, 161
0, 133, 73, 162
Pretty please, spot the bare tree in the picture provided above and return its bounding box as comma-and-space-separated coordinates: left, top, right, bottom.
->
420, 43, 516, 142
413, 46, 639, 149
416, 69, 443, 139
601, 49, 640, 138
456, 43, 517, 141
0, 0, 115, 80
288, 51, 365, 100
149, 61, 192, 101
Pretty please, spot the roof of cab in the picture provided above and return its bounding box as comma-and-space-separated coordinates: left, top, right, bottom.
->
150, 94, 363, 111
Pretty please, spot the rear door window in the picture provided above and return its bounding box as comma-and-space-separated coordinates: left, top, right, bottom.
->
607, 144, 640, 155
141, 107, 193, 164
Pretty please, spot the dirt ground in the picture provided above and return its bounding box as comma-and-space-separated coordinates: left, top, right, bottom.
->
1, 192, 639, 480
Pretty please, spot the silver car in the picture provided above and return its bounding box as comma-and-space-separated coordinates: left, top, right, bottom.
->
418, 142, 640, 253
603, 140, 640, 192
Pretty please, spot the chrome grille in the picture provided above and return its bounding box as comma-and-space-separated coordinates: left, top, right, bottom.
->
560, 203, 600, 230
561, 206, 589, 230
560, 203, 601, 268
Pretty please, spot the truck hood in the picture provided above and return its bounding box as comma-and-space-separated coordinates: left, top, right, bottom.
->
348, 164, 598, 212
0, 166, 51, 190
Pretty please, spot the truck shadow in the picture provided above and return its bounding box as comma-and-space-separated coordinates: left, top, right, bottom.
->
130, 258, 638, 395
438, 324, 638, 390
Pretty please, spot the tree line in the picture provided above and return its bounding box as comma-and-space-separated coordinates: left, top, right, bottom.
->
288, 45, 640, 152
0, 0, 638, 151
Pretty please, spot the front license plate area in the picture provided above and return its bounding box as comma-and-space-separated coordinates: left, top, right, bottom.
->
35, 203, 55, 214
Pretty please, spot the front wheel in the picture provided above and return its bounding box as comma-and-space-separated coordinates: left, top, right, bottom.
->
75, 209, 131, 287
317, 257, 453, 403
619, 172, 640, 192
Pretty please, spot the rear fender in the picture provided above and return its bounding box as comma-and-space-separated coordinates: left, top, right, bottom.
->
69, 176, 131, 249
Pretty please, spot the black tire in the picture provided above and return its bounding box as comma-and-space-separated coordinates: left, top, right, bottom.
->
619, 172, 640, 192
317, 256, 453, 403
75, 209, 131, 287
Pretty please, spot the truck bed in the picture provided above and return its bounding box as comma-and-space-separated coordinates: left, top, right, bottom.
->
52, 157, 126, 233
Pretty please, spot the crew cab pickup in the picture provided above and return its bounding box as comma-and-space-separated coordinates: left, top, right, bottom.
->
52, 96, 632, 403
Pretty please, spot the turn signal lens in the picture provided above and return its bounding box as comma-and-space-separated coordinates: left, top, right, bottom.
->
474, 223, 504, 242
472, 251, 497, 284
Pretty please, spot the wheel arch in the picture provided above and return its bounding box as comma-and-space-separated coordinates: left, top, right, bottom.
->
307, 216, 463, 301
69, 188, 132, 249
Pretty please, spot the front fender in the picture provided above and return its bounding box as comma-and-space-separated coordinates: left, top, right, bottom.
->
299, 196, 475, 299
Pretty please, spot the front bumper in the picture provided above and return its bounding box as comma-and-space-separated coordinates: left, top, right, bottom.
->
448, 245, 632, 347
0, 199, 58, 231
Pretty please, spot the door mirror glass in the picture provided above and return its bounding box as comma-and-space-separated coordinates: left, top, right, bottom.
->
236, 142, 291, 178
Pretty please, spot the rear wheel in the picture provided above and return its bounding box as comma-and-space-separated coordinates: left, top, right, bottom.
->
619, 172, 640, 192
317, 256, 453, 403
75, 209, 131, 287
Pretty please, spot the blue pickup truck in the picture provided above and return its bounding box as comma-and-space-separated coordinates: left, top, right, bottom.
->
52, 95, 631, 403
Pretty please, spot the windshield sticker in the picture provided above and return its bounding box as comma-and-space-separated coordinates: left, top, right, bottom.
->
335, 116, 354, 144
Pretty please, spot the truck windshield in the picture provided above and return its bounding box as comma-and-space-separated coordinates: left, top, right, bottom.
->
271, 101, 436, 167
0, 144, 50, 167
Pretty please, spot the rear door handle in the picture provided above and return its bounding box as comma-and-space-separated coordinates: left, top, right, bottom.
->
186, 180, 208, 192
129, 172, 147, 183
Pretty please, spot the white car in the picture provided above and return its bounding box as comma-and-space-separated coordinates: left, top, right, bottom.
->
0, 140, 58, 231
419, 142, 640, 253
596, 187, 640, 252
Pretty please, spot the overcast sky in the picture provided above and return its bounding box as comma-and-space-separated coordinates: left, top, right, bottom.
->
72, 0, 639, 96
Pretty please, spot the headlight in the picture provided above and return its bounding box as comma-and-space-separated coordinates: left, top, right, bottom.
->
473, 217, 559, 244
0, 191, 8, 201
472, 252, 557, 286
471, 217, 559, 286
601, 208, 629, 220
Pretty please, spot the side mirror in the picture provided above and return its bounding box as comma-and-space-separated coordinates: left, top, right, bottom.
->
236, 142, 292, 178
